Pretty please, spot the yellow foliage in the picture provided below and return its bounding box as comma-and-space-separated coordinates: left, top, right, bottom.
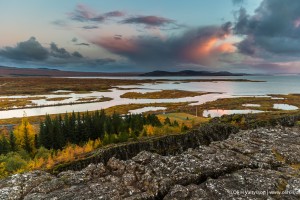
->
93, 138, 102, 148
0, 162, 8, 178
144, 125, 155, 136
27, 158, 45, 170
46, 156, 55, 169
46, 139, 102, 169
143, 124, 182, 136
0, 137, 104, 178
13, 118, 36, 152
15, 168, 27, 174
55, 145, 74, 163
0, 127, 9, 138
84, 140, 94, 152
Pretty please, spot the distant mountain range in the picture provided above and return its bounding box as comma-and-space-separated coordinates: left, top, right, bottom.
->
0, 66, 250, 77
140, 70, 250, 76
0, 66, 139, 77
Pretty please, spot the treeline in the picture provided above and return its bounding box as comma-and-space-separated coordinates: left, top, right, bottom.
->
0, 120, 35, 155
0, 111, 186, 177
39, 110, 182, 150
0, 111, 184, 155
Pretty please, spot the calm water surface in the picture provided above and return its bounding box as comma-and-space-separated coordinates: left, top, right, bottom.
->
0, 75, 299, 119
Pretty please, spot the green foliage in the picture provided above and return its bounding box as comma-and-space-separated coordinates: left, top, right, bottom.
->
13, 118, 36, 154
38, 110, 162, 150
23, 121, 32, 153
173, 120, 179, 127
9, 132, 16, 152
0, 136, 10, 154
1, 152, 27, 173
17, 149, 31, 161
34, 147, 52, 160
0, 110, 192, 178
102, 133, 110, 145
118, 131, 129, 143
164, 117, 171, 125
181, 123, 189, 132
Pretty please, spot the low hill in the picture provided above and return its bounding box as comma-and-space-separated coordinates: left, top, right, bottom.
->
0, 66, 139, 77
140, 70, 249, 76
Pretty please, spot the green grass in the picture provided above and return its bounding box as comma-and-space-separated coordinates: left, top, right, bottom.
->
0, 102, 192, 126
157, 112, 209, 127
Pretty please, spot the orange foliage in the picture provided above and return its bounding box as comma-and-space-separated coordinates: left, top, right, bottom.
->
43, 139, 102, 169
144, 125, 155, 136
27, 158, 45, 170
46, 156, 55, 169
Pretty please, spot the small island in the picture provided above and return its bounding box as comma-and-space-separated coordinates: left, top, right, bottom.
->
120, 90, 209, 99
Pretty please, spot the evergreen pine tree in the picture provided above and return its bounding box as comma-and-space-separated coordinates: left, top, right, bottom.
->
34, 134, 39, 149
181, 123, 189, 131
69, 112, 76, 143
173, 120, 179, 127
164, 117, 171, 125
103, 132, 110, 145
9, 131, 16, 152
118, 131, 129, 142
62, 112, 71, 143
0, 136, 10, 154
112, 111, 122, 134
23, 121, 32, 153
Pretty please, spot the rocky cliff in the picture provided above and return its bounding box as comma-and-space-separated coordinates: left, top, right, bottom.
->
0, 125, 299, 199
52, 123, 238, 174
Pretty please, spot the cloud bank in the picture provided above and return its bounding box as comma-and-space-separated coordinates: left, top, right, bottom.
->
69, 4, 124, 23
4, 1, 300, 73
234, 0, 300, 56
0, 37, 115, 69
121, 16, 175, 27
92, 22, 235, 66
0, 37, 48, 61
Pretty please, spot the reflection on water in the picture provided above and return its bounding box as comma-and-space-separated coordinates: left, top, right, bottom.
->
242, 104, 261, 107
203, 109, 265, 118
129, 107, 166, 114
273, 104, 298, 110
1, 75, 300, 119
52, 90, 72, 93
0, 91, 226, 119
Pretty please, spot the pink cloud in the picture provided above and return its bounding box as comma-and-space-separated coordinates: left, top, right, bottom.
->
90, 25, 236, 66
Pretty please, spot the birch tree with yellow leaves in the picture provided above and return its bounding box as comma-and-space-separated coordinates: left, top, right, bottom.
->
13, 117, 36, 153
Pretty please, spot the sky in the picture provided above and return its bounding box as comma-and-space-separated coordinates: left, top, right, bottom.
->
1, 0, 300, 73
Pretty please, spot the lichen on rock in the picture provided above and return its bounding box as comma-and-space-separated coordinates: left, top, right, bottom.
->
0, 126, 299, 199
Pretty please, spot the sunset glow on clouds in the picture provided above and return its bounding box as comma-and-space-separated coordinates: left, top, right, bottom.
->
91, 24, 237, 67
0, 0, 300, 73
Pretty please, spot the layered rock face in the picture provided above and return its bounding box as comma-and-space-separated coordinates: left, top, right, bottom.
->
0, 126, 299, 199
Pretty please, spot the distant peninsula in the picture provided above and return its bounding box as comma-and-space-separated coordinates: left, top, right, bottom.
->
0, 66, 139, 77
140, 70, 250, 76
0, 66, 250, 77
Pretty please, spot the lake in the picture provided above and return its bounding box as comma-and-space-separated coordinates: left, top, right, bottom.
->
0, 75, 299, 119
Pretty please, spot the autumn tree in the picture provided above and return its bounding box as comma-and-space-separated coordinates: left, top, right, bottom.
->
39, 111, 165, 150
13, 117, 36, 153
